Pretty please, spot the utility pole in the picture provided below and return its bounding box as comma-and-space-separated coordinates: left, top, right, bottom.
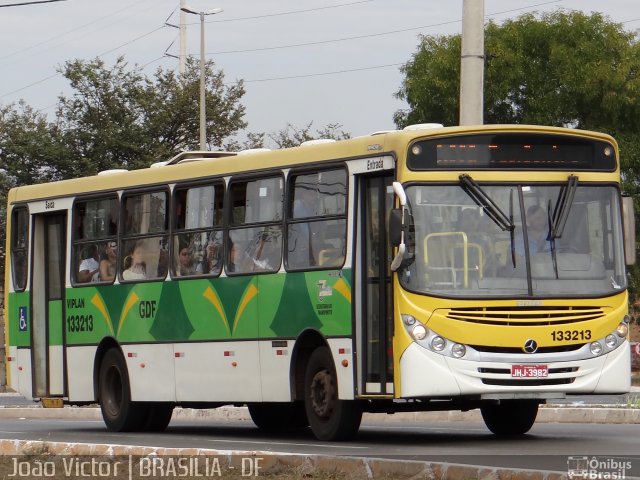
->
181, 5, 223, 151
459, 0, 484, 125
179, 0, 187, 76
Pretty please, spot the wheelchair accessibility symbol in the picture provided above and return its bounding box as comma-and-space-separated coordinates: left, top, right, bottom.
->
18, 307, 28, 332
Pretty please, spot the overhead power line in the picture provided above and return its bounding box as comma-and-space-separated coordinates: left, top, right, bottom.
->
0, 25, 166, 98
0, 0, 66, 7
0, 1, 154, 61
239, 63, 404, 84
208, 0, 564, 55
191, 0, 373, 25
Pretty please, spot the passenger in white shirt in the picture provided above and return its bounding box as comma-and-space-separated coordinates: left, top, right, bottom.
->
78, 245, 100, 283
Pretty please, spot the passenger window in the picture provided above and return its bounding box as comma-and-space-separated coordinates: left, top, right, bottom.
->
228, 176, 283, 274
120, 191, 169, 282
287, 169, 347, 270
72, 197, 118, 284
173, 183, 224, 278
11, 207, 29, 291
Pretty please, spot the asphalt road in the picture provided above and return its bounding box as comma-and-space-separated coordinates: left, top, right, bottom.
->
0, 416, 639, 476
0, 391, 635, 406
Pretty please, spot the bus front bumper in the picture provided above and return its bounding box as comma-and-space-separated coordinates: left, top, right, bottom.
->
399, 340, 631, 398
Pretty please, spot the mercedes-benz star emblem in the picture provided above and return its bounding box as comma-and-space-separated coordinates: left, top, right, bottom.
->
523, 339, 538, 354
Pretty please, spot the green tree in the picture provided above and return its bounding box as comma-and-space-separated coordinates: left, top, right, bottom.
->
395, 11, 640, 131
0, 101, 70, 185
57, 56, 247, 172
266, 122, 351, 149
0, 56, 248, 277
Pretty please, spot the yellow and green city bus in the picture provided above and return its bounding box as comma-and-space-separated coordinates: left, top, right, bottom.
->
4, 124, 635, 440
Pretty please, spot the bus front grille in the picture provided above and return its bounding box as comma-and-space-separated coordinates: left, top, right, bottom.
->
446, 306, 605, 326
470, 344, 584, 354
481, 378, 576, 386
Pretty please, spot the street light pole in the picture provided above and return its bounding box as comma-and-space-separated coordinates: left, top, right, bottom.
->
198, 11, 206, 150
181, 5, 223, 151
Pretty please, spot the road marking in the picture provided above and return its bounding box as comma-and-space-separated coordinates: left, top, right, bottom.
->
203, 439, 366, 449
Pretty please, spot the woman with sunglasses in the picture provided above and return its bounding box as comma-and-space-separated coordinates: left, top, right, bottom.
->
99, 241, 117, 282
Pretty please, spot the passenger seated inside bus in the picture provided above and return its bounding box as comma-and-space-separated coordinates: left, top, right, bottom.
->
174, 242, 195, 277
98, 241, 117, 282
516, 205, 551, 257
250, 230, 280, 272
78, 244, 100, 283
227, 241, 239, 273
197, 232, 222, 275
122, 241, 147, 280
317, 223, 346, 267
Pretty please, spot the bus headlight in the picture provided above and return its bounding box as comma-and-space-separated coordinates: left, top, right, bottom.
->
605, 334, 618, 349
411, 324, 428, 341
400, 316, 472, 359
402, 314, 416, 326
590, 341, 603, 356
431, 336, 446, 351
616, 322, 629, 337
451, 343, 466, 358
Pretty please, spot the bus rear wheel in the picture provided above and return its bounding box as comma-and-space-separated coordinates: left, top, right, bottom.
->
141, 403, 174, 432
304, 346, 362, 441
248, 402, 308, 431
98, 349, 145, 432
480, 400, 539, 435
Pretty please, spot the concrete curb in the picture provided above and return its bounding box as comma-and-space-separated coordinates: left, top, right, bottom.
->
1, 404, 639, 424
0, 439, 569, 479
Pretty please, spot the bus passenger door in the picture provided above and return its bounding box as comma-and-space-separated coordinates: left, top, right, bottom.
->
31, 213, 67, 399
355, 173, 394, 396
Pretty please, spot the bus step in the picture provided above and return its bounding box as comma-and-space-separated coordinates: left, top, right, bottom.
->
41, 397, 64, 408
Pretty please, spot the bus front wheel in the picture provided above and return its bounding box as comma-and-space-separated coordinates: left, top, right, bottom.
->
480, 400, 539, 435
304, 346, 362, 441
98, 349, 144, 432
248, 402, 308, 431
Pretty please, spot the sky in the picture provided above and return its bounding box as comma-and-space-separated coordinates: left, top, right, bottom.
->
0, 0, 639, 146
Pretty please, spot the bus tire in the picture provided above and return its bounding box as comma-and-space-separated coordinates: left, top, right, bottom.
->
304, 346, 362, 441
480, 400, 539, 435
98, 349, 144, 432
141, 403, 174, 432
248, 402, 308, 431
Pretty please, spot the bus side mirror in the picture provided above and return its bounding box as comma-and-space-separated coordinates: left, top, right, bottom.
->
390, 182, 407, 271
389, 209, 403, 246
622, 196, 636, 266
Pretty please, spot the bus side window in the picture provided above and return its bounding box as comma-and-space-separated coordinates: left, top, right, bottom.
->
72, 196, 119, 285
286, 168, 347, 271
227, 176, 283, 274
11, 207, 29, 290
120, 190, 169, 282
172, 183, 224, 278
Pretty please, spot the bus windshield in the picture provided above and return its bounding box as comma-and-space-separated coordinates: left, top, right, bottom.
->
399, 183, 626, 298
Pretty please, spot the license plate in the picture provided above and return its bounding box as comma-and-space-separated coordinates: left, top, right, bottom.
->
511, 364, 548, 378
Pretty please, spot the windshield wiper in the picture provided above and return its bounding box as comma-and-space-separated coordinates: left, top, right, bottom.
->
551, 175, 578, 239
547, 199, 559, 278
460, 174, 517, 268
459, 174, 514, 232
547, 175, 579, 279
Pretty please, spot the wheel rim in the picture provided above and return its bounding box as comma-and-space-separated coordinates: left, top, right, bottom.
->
309, 368, 335, 418
103, 365, 123, 417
